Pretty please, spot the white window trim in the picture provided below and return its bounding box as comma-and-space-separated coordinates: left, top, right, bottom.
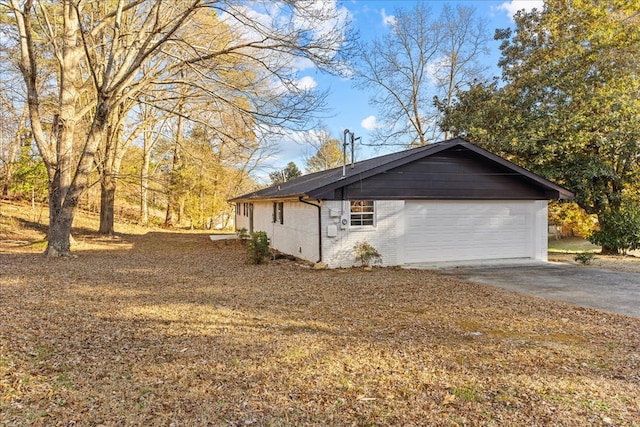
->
349, 200, 376, 228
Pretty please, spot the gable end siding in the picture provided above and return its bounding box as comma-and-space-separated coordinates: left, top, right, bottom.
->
312, 150, 552, 201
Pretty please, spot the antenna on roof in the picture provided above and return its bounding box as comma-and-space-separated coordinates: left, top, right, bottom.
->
343, 129, 359, 176
351, 135, 360, 169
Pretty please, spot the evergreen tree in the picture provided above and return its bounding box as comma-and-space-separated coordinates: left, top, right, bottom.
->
269, 162, 302, 185
444, 0, 640, 254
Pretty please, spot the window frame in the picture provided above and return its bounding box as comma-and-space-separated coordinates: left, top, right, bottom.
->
349, 200, 375, 227
272, 201, 284, 224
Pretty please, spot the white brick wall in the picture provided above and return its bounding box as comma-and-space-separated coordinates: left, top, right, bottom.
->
236, 199, 548, 268
246, 200, 320, 263
321, 200, 404, 268
234, 203, 251, 232
533, 200, 548, 261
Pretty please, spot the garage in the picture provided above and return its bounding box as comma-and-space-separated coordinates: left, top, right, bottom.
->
403, 200, 543, 263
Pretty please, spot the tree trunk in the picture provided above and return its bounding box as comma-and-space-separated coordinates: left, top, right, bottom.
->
44, 160, 82, 257
46, 100, 110, 255
164, 204, 175, 227
164, 108, 184, 228
99, 173, 116, 235
178, 197, 185, 226
47, 168, 62, 241
140, 149, 150, 226
596, 211, 620, 256
164, 143, 179, 227
43, 2, 83, 256
600, 245, 619, 255
98, 113, 124, 235
1, 107, 26, 197
45, 204, 74, 257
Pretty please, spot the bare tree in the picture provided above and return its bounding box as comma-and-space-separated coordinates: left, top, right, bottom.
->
354, 3, 488, 147
3, 0, 352, 256
304, 126, 343, 172
434, 4, 490, 140
138, 104, 170, 227
0, 94, 27, 197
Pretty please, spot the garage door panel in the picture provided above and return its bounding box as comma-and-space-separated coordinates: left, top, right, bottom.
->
404, 201, 532, 263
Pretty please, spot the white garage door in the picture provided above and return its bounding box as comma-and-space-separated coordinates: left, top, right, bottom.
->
403, 201, 533, 263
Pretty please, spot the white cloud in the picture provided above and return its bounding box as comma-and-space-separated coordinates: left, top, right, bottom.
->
292, 57, 316, 72
361, 115, 379, 131
295, 76, 317, 91
498, 0, 544, 19
381, 8, 396, 27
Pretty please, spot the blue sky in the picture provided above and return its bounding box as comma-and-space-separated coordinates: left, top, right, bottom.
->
261, 0, 544, 178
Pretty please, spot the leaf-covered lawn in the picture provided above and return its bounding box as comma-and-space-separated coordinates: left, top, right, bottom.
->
1, 232, 639, 426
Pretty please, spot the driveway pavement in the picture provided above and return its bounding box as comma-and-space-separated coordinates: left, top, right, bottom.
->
447, 263, 640, 318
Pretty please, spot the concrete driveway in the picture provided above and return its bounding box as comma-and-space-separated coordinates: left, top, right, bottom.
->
448, 263, 640, 318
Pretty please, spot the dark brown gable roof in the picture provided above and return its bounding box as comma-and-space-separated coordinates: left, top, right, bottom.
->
229, 138, 574, 202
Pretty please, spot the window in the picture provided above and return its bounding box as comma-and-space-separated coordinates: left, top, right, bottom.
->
272, 202, 284, 224
242, 203, 252, 217
350, 200, 375, 226
240, 203, 250, 217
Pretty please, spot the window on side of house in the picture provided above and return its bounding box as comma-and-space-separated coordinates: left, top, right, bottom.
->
272, 202, 284, 224
350, 200, 375, 227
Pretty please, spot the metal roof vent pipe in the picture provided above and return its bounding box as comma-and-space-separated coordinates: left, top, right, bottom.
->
342, 129, 360, 177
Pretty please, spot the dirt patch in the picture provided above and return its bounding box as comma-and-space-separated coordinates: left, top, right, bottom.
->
1, 230, 639, 426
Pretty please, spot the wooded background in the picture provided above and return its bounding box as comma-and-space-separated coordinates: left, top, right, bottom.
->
1, 0, 639, 255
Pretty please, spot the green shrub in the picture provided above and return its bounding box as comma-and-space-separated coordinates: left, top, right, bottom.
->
353, 241, 382, 267
589, 206, 640, 255
247, 231, 271, 264
574, 252, 595, 265
236, 227, 250, 241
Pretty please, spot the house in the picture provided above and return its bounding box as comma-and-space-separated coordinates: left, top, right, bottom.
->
229, 138, 574, 268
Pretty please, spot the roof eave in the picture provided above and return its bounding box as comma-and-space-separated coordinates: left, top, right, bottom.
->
229, 193, 308, 203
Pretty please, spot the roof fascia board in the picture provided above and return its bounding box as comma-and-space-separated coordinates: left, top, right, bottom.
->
228, 194, 305, 203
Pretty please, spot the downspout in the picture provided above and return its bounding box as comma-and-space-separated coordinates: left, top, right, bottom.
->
299, 196, 322, 263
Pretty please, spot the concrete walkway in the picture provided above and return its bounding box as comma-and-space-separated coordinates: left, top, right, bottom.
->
447, 263, 640, 318
209, 234, 237, 241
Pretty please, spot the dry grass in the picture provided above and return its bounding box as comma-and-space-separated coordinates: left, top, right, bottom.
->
1, 202, 640, 426
550, 252, 640, 274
